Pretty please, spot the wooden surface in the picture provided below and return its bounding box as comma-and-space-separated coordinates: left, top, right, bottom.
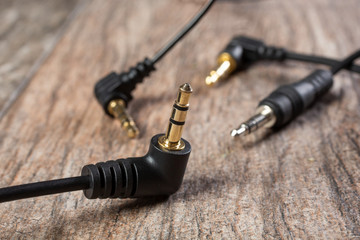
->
0, 0, 360, 238
0, 0, 81, 119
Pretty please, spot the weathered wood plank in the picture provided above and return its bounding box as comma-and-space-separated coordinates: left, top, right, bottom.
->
0, 0, 83, 118
0, 0, 359, 239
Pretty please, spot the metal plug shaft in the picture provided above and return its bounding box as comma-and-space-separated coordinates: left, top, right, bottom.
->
158, 83, 193, 151
205, 53, 237, 86
231, 105, 276, 137
108, 99, 139, 138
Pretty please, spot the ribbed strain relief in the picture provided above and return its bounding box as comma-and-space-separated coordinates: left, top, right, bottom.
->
81, 159, 138, 199
259, 69, 333, 128
122, 57, 155, 92
303, 69, 333, 97
258, 46, 286, 61
94, 57, 155, 115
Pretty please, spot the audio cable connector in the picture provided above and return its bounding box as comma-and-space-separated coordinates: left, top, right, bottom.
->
206, 36, 274, 86
95, 0, 215, 138
206, 35, 360, 86
0, 84, 193, 203
158, 83, 193, 151
231, 49, 360, 138
230, 105, 275, 137
205, 52, 237, 86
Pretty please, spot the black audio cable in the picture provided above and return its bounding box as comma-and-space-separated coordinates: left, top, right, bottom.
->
0, 84, 193, 203
205, 35, 360, 86
230, 49, 360, 137
95, 0, 215, 138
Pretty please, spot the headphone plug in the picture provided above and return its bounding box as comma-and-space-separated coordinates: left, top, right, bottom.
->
205, 52, 237, 86
205, 36, 273, 86
158, 83, 192, 151
94, 58, 155, 138
231, 48, 360, 138
84, 83, 193, 199
0, 84, 193, 202
94, 0, 215, 138
231, 70, 333, 137
206, 35, 360, 87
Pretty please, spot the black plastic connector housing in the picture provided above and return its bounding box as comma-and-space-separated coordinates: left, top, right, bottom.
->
81, 134, 191, 199
259, 69, 333, 127
221, 36, 286, 71
222, 36, 265, 70
94, 58, 155, 116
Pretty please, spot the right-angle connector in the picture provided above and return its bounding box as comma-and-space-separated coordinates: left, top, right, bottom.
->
84, 83, 193, 199
205, 35, 360, 87
231, 69, 333, 137
0, 84, 193, 203
206, 36, 282, 86
93, 0, 216, 138
95, 58, 155, 138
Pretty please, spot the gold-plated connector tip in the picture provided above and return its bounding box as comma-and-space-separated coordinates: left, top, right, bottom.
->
231, 105, 276, 138
108, 99, 139, 138
205, 53, 237, 86
158, 83, 193, 151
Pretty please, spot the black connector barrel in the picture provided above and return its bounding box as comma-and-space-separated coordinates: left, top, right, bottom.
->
221, 36, 266, 70
260, 69, 333, 127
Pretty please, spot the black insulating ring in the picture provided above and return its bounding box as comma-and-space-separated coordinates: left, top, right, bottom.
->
173, 104, 188, 111
170, 118, 185, 126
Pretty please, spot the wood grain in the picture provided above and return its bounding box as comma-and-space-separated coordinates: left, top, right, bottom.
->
0, 0, 82, 118
0, 0, 359, 239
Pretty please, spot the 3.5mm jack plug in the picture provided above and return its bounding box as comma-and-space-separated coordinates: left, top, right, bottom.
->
0, 84, 193, 203
94, 0, 215, 138
231, 70, 333, 137
206, 35, 360, 87
158, 83, 193, 150
231, 48, 360, 138
205, 36, 267, 86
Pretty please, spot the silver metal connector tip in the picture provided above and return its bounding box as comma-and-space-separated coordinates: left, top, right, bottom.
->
230, 125, 248, 137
